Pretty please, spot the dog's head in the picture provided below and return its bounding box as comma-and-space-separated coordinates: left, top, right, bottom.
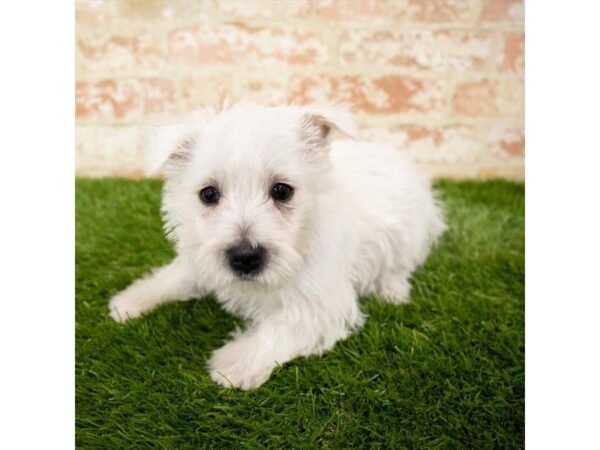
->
147, 104, 355, 290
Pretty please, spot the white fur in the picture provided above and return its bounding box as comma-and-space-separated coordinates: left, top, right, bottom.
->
109, 104, 446, 389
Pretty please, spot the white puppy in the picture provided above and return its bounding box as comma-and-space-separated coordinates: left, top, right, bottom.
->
109, 103, 446, 389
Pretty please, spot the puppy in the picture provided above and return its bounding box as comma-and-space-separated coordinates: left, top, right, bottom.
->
109, 103, 446, 389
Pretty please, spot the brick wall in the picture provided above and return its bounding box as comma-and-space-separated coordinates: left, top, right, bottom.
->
75, 0, 524, 179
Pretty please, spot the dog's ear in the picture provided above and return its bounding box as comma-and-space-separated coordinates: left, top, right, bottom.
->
299, 104, 356, 149
144, 114, 202, 176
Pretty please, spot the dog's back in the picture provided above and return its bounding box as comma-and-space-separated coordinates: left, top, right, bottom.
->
330, 139, 446, 300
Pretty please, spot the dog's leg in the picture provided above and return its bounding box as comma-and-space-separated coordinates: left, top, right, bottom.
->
208, 285, 363, 390
377, 269, 412, 304
109, 255, 201, 322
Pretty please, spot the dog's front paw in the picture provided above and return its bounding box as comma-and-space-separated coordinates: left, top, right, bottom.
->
109, 291, 148, 322
208, 339, 275, 390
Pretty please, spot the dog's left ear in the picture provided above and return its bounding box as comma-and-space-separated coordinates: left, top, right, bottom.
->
299, 105, 356, 149
144, 112, 205, 176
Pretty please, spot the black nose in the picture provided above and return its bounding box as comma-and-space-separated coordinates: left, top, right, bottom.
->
226, 240, 266, 276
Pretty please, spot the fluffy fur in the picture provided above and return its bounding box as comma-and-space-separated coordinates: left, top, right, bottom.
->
109, 103, 446, 389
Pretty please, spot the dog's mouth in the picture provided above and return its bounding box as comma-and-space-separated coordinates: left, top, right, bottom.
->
231, 268, 264, 280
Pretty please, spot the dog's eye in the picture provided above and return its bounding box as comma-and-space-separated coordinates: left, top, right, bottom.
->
199, 186, 219, 205
271, 183, 293, 202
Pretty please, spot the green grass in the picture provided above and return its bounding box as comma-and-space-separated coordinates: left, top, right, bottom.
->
76, 179, 524, 449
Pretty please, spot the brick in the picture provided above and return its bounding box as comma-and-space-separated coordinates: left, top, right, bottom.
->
315, 0, 388, 21
481, 0, 524, 23
177, 73, 289, 110
116, 0, 176, 19
76, 80, 138, 120
114, 0, 209, 21
77, 31, 165, 72
361, 124, 525, 163
177, 76, 235, 111
76, 125, 143, 176
390, 0, 479, 23
77, 1, 202, 27
168, 24, 327, 66
486, 126, 524, 158
75, 1, 114, 26
500, 32, 524, 72
76, 79, 176, 121
75, 0, 526, 181
360, 124, 482, 163
476, 164, 524, 180
289, 74, 446, 114
142, 79, 177, 117
233, 75, 289, 105
340, 30, 498, 71
213, 0, 311, 19
452, 78, 523, 116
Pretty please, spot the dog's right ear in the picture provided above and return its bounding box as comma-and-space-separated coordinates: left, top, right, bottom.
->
299, 104, 356, 151
144, 115, 202, 176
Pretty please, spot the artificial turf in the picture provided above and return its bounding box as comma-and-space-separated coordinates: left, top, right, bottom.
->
76, 178, 524, 449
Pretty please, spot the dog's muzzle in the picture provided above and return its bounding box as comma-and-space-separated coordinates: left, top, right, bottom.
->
226, 240, 267, 277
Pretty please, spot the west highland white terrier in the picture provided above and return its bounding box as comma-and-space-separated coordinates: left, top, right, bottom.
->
109, 103, 446, 389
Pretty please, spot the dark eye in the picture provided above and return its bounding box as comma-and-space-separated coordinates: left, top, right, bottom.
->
199, 186, 219, 205
271, 183, 293, 202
